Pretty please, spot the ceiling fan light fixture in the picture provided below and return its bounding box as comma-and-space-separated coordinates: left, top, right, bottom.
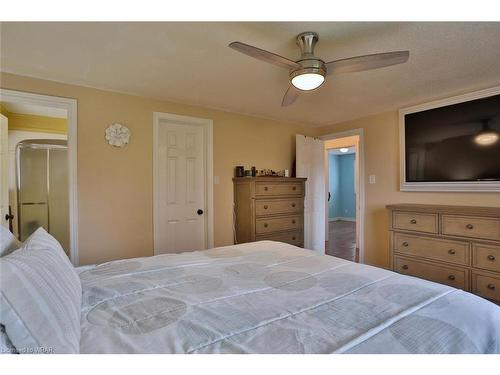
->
229, 31, 410, 106
474, 131, 499, 146
291, 72, 325, 91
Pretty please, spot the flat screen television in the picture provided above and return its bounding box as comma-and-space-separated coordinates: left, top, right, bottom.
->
400, 88, 500, 191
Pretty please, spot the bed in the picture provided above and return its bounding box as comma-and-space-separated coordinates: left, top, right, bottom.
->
77, 240, 500, 354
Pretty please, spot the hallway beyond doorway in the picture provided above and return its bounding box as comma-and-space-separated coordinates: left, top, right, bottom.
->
326, 220, 358, 262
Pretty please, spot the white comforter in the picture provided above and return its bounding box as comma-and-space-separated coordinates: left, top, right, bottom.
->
79, 241, 500, 353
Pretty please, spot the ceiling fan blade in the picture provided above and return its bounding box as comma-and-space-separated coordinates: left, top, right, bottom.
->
229, 41, 301, 70
325, 51, 409, 75
282, 85, 301, 107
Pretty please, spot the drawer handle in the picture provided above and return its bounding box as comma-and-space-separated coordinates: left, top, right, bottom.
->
264, 223, 268, 228
487, 284, 496, 290
402, 241, 409, 247
292, 186, 297, 191
264, 186, 269, 191
263, 205, 268, 210
448, 249, 456, 255
292, 219, 296, 224
466, 224, 474, 230
291, 203, 296, 207
402, 265, 409, 270
487, 255, 496, 261
448, 275, 456, 281
292, 236, 296, 240
410, 219, 417, 224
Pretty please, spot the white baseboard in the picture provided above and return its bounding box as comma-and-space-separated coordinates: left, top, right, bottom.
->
329, 217, 356, 222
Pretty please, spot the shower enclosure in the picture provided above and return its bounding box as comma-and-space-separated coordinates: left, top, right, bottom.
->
16, 139, 69, 253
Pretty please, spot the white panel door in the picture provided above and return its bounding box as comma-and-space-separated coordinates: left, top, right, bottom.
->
296, 134, 326, 253
0, 114, 9, 229
156, 120, 206, 254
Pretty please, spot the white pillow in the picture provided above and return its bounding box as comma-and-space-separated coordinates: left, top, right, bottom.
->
0, 228, 81, 354
0, 225, 21, 257
0, 227, 21, 354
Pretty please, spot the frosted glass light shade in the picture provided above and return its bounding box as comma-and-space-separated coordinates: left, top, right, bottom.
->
291, 73, 325, 91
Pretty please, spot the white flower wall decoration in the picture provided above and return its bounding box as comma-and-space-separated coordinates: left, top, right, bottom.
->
105, 123, 130, 147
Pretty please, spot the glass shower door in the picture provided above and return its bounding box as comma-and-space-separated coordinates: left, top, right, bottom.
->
17, 140, 69, 254
18, 146, 49, 241
48, 148, 69, 251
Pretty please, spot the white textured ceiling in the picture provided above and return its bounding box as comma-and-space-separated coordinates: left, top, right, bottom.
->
1, 22, 500, 126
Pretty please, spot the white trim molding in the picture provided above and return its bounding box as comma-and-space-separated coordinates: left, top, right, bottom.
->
321, 128, 365, 264
152, 112, 214, 254
0, 89, 79, 265
399, 85, 500, 192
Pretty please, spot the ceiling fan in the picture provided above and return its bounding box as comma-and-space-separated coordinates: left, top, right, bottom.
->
229, 32, 409, 107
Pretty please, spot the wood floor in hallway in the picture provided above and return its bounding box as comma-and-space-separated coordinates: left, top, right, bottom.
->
325, 220, 358, 262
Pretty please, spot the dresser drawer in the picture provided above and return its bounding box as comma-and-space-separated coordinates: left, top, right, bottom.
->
442, 215, 500, 241
392, 211, 438, 234
472, 271, 500, 303
255, 198, 303, 217
472, 242, 500, 273
394, 256, 469, 290
394, 233, 469, 266
255, 181, 303, 197
255, 215, 302, 234
256, 230, 303, 247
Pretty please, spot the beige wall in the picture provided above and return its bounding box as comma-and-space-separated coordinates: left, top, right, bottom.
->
317, 111, 500, 269
0, 72, 316, 265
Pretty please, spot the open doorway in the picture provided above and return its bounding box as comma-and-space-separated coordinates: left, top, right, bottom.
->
0, 89, 78, 264
327, 146, 357, 261
322, 130, 364, 263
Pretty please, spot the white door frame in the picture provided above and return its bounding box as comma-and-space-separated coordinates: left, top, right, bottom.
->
0, 89, 79, 265
153, 112, 214, 254
321, 128, 365, 263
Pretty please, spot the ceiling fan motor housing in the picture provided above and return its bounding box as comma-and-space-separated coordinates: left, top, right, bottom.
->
290, 32, 327, 89
296, 31, 319, 58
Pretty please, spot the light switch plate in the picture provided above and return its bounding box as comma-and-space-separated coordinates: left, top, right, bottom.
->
214, 176, 220, 185
369, 175, 376, 184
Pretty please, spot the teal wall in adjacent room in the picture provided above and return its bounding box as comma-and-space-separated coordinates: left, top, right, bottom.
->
328, 154, 340, 218
328, 153, 356, 220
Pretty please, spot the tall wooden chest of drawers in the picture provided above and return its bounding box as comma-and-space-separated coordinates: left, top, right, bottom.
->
387, 204, 500, 304
233, 177, 306, 247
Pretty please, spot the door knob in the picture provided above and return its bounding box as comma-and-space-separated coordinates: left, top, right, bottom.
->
197, 209, 204, 215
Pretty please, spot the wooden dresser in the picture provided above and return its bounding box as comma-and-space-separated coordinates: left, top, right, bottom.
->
387, 204, 500, 303
233, 177, 306, 247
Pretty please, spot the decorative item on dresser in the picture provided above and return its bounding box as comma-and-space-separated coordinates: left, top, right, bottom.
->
233, 177, 306, 247
387, 204, 500, 304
